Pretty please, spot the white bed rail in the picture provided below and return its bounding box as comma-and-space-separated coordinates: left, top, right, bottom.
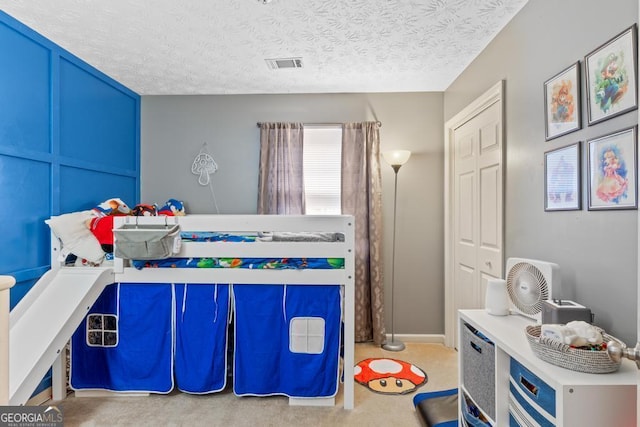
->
111, 216, 355, 272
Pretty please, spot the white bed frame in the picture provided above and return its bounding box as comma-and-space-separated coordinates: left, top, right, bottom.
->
107, 214, 354, 409
3, 214, 355, 407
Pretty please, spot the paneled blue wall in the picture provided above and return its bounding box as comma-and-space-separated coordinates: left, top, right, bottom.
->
0, 11, 139, 303
0, 10, 140, 394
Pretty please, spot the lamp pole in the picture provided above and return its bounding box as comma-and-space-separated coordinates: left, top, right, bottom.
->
381, 150, 411, 352
383, 164, 405, 351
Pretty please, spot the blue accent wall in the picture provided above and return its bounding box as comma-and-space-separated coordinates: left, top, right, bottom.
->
0, 11, 140, 396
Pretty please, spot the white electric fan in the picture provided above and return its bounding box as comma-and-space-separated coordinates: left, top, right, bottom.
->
505, 258, 560, 322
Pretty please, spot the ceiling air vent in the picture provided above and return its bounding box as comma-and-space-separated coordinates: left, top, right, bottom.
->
265, 57, 303, 70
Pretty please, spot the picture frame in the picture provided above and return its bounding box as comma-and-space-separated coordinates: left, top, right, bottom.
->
585, 25, 638, 125
544, 142, 581, 211
544, 62, 581, 140
587, 127, 637, 210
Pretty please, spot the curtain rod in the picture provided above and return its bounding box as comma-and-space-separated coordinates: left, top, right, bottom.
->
256, 121, 381, 128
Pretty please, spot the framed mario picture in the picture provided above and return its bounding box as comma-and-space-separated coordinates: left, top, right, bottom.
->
585, 25, 638, 125
544, 61, 581, 140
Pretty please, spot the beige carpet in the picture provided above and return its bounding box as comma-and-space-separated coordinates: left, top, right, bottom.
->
53, 342, 458, 427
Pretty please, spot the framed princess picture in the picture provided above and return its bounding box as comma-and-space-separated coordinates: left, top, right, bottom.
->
544, 62, 581, 140
587, 127, 637, 210
585, 25, 638, 125
545, 143, 581, 211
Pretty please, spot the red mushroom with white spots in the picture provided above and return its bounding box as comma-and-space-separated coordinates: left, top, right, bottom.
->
354, 358, 427, 394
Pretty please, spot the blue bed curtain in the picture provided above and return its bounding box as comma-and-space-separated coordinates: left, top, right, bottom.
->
233, 284, 342, 398
174, 284, 230, 394
72, 282, 337, 397
70, 284, 174, 393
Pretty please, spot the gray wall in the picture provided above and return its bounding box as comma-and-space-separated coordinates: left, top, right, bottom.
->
445, 0, 638, 343
141, 0, 640, 344
141, 92, 445, 336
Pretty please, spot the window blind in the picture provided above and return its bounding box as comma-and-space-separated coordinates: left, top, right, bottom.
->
303, 127, 342, 215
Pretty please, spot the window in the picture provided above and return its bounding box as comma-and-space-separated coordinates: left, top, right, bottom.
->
303, 126, 342, 215
86, 314, 118, 347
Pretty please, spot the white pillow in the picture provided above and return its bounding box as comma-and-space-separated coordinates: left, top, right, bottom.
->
45, 211, 105, 264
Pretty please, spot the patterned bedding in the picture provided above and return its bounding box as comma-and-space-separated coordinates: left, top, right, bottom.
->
132, 257, 345, 270
111, 230, 345, 269
180, 231, 344, 242
180, 232, 256, 242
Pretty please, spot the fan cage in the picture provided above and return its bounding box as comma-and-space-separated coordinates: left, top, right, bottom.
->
506, 262, 550, 315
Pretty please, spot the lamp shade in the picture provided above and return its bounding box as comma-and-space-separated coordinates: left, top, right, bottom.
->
382, 150, 411, 166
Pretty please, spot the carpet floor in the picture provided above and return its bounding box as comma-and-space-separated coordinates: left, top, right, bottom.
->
53, 342, 458, 426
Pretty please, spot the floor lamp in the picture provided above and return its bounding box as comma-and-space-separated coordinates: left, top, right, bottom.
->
381, 150, 411, 352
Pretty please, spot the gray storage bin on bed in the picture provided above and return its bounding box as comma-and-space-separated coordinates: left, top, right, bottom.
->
461, 322, 495, 421
114, 224, 181, 260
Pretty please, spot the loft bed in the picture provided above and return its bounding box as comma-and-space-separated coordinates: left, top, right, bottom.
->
41, 214, 355, 409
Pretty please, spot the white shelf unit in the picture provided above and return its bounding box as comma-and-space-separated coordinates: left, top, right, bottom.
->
458, 309, 637, 426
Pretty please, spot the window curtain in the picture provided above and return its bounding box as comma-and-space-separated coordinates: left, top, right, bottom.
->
257, 121, 386, 344
257, 123, 305, 214
341, 122, 385, 344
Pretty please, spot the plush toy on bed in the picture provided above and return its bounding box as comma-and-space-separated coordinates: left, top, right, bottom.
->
131, 203, 158, 216
92, 198, 131, 217
87, 198, 132, 254
158, 199, 186, 216
88, 216, 116, 252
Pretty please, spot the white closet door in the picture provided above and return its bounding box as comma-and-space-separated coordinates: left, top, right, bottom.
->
450, 94, 503, 348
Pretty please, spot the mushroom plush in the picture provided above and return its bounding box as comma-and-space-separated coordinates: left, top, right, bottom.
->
354, 358, 427, 395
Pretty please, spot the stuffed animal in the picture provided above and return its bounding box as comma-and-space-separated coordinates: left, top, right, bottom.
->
541, 320, 603, 347
131, 203, 158, 216
564, 320, 603, 346
158, 199, 186, 216
92, 198, 131, 217
88, 216, 115, 252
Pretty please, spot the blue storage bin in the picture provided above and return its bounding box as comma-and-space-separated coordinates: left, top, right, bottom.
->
461, 391, 492, 426
509, 358, 555, 416
461, 323, 495, 421
509, 358, 556, 426
508, 413, 520, 426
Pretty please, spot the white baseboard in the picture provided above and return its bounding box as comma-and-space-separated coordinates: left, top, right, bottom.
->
384, 334, 445, 344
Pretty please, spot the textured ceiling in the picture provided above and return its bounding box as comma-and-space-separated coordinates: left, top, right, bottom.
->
0, 0, 528, 95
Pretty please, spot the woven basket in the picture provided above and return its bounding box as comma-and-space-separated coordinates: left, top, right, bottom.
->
525, 325, 622, 374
